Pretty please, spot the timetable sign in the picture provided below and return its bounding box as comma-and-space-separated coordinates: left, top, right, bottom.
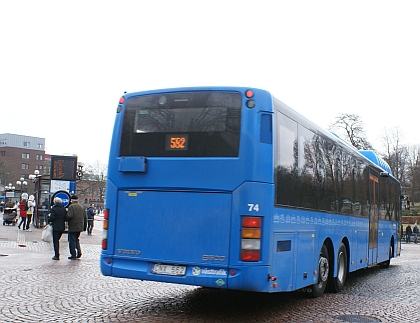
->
50, 155, 78, 181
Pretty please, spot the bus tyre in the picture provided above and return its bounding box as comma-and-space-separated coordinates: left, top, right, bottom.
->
310, 244, 329, 298
328, 243, 347, 293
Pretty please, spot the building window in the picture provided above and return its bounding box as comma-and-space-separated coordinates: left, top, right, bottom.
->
37, 143, 43, 149
36, 154, 43, 160
22, 153, 30, 159
22, 163, 29, 170
23, 141, 30, 147
0, 140, 6, 145
0, 151, 5, 156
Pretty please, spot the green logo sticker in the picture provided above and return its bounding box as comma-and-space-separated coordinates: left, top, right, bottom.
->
215, 279, 225, 286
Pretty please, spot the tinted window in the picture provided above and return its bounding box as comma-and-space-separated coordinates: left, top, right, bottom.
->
120, 92, 241, 157
275, 112, 298, 206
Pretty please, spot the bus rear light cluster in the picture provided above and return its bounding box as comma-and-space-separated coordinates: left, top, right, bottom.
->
102, 209, 109, 250
245, 89, 256, 109
241, 216, 261, 261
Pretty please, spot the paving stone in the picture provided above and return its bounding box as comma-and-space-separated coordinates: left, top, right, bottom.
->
0, 215, 418, 322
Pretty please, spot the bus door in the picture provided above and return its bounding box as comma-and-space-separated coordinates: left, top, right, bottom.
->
368, 169, 379, 265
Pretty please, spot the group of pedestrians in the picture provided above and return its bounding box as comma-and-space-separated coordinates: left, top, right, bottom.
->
405, 223, 420, 244
49, 195, 89, 260
17, 194, 36, 231
3, 193, 97, 260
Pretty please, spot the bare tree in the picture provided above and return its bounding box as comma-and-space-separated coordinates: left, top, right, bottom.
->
405, 145, 420, 200
379, 126, 408, 184
77, 160, 107, 205
328, 113, 373, 150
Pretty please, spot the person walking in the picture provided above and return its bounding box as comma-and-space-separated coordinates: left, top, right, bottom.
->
66, 195, 87, 259
17, 197, 28, 230
414, 224, 419, 244
86, 203, 96, 235
26, 195, 36, 231
49, 197, 67, 260
406, 225, 413, 243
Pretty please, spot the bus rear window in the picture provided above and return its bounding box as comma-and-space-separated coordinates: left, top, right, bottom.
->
120, 92, 242, 157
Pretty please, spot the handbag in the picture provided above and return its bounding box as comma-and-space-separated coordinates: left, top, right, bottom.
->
42, 224, 53, 242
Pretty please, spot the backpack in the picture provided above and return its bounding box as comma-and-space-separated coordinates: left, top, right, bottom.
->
24, 201, 29, 211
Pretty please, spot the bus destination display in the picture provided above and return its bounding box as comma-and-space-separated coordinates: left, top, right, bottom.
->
165, 134, 189, 151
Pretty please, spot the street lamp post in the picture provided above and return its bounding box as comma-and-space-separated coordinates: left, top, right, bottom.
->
16, 177, 28, 197
28, 170, 40, 182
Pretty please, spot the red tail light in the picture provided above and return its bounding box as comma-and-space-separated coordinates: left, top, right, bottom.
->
241, 250, 260, 262
102, 208, 109, 250
242, 216, 261, 228
241, 216, 262, 262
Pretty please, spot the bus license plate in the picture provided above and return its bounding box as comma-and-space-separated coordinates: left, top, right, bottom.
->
152, 264, 186, 276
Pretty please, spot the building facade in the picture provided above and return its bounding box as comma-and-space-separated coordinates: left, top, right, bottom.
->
0, 133, 49, 193
0, 133, 104, 207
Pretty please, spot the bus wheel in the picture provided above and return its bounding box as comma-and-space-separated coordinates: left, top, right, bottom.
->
380, 244, 392, 269
328, 243, 347, 293
310, 244, 329, 298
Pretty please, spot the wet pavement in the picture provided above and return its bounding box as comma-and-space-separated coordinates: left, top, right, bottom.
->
1, 214, 419, 322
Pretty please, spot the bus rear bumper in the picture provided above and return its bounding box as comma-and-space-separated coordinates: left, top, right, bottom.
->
100, 256, 280, 292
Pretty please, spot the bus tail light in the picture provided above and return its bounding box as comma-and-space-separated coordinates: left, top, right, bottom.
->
102, 209, 109, 250
241, 216, 262, 262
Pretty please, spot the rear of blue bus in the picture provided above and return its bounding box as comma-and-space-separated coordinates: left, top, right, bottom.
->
101, 87, 277, 292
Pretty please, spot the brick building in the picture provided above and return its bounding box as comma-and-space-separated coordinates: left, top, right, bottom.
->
0, 133, 104, 207
0, 133, 49, 193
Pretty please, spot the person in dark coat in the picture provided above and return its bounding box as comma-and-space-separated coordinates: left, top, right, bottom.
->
406, 225, 413, 243
66, 195, 87, 259
49, 197, 67, 260
414, 224, 419, 244
86, 203, 96, 235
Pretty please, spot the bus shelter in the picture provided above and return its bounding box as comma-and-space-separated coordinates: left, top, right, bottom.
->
32, 174, 51, 228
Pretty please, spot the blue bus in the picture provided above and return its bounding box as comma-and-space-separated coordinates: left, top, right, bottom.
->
101, 87, 401, 297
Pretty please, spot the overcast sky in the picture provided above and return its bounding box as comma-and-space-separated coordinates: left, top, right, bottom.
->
1, 1, 419, 165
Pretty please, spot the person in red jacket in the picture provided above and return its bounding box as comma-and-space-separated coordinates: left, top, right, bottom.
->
17, 198, 28, 230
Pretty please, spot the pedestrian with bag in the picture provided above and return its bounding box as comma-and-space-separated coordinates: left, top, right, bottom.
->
26, 194, 36, 231
66, 195, 87, 259
49, 197, 67, 260
86, 203, 96, 235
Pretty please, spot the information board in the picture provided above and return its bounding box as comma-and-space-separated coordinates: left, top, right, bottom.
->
50, 156, 77, 181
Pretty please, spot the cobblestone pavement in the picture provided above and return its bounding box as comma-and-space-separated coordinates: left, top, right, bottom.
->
1, 217, 419, 322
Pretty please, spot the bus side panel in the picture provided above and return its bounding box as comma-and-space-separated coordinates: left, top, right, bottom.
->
226, 182, 275, 292
378, 221, 397, 263
270, 231, 295, 291
356, 229, 368, 270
